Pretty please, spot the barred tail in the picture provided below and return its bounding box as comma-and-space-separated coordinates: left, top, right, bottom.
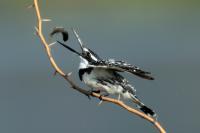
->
131, 95, 156, 117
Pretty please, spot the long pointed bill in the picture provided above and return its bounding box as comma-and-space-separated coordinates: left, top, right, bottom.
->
57, 41, 82, 56
72, 28, 84, 52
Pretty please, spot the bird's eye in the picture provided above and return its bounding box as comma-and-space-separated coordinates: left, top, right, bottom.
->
86, 52, 90, 56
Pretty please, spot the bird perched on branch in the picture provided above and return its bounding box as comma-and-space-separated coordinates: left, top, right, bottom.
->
53, 28, 156, 117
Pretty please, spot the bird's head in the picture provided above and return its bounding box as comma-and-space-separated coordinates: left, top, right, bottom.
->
57, 29, 101, 69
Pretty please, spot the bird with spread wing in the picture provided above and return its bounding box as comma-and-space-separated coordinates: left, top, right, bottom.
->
51, 28, 156, 117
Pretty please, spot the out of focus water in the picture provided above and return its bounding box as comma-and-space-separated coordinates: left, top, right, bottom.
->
0, 0, 200, 133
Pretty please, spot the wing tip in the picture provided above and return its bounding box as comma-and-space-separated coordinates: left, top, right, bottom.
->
149, 77, 155, 80
144, 75, 155, 80
134, 73, 155, 80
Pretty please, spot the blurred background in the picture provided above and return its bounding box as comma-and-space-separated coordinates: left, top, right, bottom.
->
0, 0, 200, 133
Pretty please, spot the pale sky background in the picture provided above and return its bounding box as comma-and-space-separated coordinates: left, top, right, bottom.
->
0, 0, 200, 133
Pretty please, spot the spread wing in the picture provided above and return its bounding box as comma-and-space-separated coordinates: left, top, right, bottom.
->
89, 59, 154, 80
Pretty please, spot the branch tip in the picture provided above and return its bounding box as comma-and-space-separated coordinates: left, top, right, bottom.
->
34, 26, 39, 32
27, 4, 34, 9
67, 72, 72, 76
42, 18, 52, 22
49, 42, 57, 47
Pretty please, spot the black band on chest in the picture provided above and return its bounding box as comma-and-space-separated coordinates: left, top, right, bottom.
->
78, 67, 93, 81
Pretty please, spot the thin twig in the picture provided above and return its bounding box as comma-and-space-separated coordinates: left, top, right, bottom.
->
32, 0, 166, 133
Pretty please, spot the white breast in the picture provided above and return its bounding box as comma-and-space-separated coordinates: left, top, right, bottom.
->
79, 57, 89, 69
82, 68, 124, 95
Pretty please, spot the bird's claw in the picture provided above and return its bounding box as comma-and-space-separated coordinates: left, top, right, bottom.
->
86, 94, 91, 100
92, 90, 101, 93
99, 95, 103, 101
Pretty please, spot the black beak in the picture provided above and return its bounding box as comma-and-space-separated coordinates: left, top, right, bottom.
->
57, 41, 82, 57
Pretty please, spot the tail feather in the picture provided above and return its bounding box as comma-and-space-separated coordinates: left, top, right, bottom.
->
131, 95, 156, 117
139, 105, 156, 117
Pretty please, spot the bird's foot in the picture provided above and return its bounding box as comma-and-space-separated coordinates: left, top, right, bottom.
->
88, 89, 101, 95
92, 90, 101, 93
97, 93, 109, 106
87, 89, 101, 100
98, 93, 109, 101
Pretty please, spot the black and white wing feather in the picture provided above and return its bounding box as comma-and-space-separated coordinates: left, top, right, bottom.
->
89, 59, 154, 80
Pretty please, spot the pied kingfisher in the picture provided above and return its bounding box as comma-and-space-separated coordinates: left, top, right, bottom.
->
56, 29, 156, 117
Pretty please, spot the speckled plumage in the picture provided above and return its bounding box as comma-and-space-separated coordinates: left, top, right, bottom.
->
89, 59, 154, 80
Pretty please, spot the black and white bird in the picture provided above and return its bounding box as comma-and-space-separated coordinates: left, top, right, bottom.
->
56, 29, 156, 117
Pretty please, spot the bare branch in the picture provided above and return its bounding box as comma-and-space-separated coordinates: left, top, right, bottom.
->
32, 0, 166, 133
